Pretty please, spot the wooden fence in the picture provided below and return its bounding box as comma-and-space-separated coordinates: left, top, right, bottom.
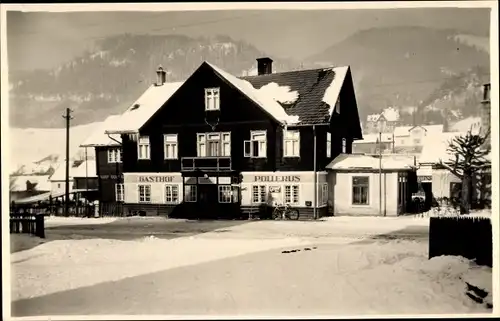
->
429, 216, 492, 267
10, 213, 45, 238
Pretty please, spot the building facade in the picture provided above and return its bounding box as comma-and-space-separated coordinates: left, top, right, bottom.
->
105, 58, 363, 219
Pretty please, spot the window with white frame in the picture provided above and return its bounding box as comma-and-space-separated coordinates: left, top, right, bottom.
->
164, 134, 178, 159
115, 184, 124, 202
138, 136, 150, 160
165, 184, 179, 204
326, 132, 332, 158
284, 185, 299, 205
252, 185, 267, 203
218, 185, 232, 203
184, 185, 197, 202
108, 148, 122, 163
197, 132, 230, 157
283, 130, 300, 157
205, 88, 220, 111
342, 138, 347, 153
138, 184, 151, 203
352, 176, 369, 205
244, 130, 267, 158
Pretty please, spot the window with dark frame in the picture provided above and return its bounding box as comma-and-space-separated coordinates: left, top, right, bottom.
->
352, 176, 369, 205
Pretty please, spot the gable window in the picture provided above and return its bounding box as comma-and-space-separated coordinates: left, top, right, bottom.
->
342, 138, 347, 153
138, 184, 151, 203
326, 132, 332, 158
284, 129, 300, 157
165, 184, 179, 204
244, 130, 267, 158
252, 185, 267, 204
115, 184, 124, 202
352, 176, 369, 205
284, 185, 299, 205
138, 136, 150, 160
107, 148, 122, 163
205, 88, 220, 111
184, 185, 197, 202
164, 134, 178, 159
197, 132, 230, 157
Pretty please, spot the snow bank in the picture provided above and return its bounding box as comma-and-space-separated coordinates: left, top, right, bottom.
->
411, 208, 491, 219
44, 216, 118, 227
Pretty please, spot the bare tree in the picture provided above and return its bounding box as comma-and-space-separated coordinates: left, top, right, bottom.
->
439, 127, 491, 214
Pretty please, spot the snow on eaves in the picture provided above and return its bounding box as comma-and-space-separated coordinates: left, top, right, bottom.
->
207, 62, 300, 125
80, 115, 123, 147
323, 66, 349, 117
105, 82, 183, 134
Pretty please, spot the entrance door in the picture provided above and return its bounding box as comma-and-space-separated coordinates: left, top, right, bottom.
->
198, 184, 219, 219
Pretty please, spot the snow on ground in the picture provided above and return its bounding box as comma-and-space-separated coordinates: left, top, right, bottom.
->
44, 215, 119, 227
410, 208, 491, 219
11, 235, 312, 301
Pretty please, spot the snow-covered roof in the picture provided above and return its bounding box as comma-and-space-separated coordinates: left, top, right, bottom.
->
10, 175, 52, 192
208, 62, 300, 125
50, 160, 97, 181
353, 133, 394, 144
326, 154, 415, 171
80, 115, 123, 147
450, 116, 482, 133
105, 82, 184, 134
322, 66, 349, 117
393, 124, 444, 137
419, 132, 467, 164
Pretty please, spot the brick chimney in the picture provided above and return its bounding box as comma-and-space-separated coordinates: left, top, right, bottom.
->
156, 65, 167, 86
256, 57, 273, 75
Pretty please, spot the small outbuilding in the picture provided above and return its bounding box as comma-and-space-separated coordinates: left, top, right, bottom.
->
326, 153, 417, 216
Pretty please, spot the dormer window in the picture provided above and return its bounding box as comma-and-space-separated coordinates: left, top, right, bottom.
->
205, 88, 220, 111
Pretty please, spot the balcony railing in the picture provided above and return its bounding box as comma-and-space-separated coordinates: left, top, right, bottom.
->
181, 156, 232, 172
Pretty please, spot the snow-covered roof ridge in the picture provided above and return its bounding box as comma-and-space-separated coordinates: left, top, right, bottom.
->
50, 160, 97, 181
81, 115, 123, 147
207, 61, 300, 125
105, 81, 184, 134
326, 153, 415, 171
323, 66, 349, 117
394, 124, 444, 137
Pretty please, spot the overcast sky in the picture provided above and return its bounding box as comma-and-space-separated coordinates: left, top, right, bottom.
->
6, 7, 491, 72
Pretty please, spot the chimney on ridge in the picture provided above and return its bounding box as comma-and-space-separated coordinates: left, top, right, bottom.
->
257, 57, 273, 75
156, 65, 167, 86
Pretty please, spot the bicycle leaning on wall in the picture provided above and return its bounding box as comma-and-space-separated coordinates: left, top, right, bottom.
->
272, 203, 300, 220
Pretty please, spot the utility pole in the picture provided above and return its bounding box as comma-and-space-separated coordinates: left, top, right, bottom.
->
62, 108, 73, 217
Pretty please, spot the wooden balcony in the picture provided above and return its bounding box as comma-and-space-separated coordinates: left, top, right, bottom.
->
181, 157, 232, 172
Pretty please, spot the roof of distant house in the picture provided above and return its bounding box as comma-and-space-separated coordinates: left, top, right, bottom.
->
105, 61, 357, 134
326, 153, 415, 171
393, 124, 444, 137
50, 160, 97, 181
10, 175, 52, 192
353, 133, 394, 144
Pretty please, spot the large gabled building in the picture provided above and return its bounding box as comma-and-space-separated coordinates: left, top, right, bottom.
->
104, 58, 363, 219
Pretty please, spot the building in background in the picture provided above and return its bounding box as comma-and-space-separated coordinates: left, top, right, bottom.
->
80, 115, 125, 216
364, 107, 400, 134
326, 154, 416, 216
9, 175, 51, 203
104, 58, 363, 219
352, 133, 394, 154
393, 124, 444, 150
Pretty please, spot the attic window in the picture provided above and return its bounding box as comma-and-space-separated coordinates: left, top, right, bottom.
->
205, 88, 220, 111
130, 103, 140, 111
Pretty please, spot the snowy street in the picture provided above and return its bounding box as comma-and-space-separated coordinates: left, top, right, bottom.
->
10, 216, 492, 316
